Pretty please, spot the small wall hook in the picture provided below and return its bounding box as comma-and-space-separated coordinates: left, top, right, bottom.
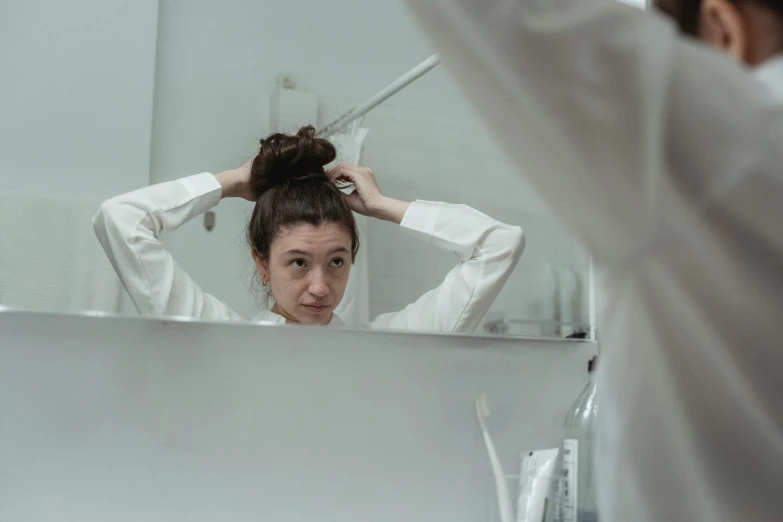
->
204, 211, 216, 232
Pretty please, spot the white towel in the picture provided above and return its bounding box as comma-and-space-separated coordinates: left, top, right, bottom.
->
0, 192, 124, 314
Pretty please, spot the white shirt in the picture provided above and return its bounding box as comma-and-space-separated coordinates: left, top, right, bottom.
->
402, 0, 783, 520
92, 173, 524, 333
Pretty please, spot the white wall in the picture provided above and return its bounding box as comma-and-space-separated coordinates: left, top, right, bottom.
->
0, 0, 159, 315
0, 310, 596, 522
0, 0, 159, 203
148, 0, 590, 329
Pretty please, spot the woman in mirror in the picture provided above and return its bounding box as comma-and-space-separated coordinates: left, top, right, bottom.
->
93, 125, 524, 332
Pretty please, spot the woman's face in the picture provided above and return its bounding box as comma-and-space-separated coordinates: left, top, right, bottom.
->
256, 222, 353, 324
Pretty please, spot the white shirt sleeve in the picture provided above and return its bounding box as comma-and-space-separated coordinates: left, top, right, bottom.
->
92, 173, 243, 321
370, 201, 524, 333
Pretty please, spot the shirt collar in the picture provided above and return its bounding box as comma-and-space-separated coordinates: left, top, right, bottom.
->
252, 309, 345, 327
754, 55, 783, 100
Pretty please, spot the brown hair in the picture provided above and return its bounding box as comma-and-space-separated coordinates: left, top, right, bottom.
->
655, 0, 783, 35
247, 125, 359, 263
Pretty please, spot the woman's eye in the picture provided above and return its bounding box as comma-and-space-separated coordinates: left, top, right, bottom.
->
290, 259, 306, 268
330, 258, 345, 268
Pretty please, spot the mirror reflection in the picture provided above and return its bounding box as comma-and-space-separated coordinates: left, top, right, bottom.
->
0, 0, 592, 338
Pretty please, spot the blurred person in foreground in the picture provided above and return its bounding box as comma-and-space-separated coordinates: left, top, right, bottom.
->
402, 0, 783, 520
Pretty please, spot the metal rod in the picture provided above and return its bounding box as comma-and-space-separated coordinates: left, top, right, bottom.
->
317, 54, 440, 137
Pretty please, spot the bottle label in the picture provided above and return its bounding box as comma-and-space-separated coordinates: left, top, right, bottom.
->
562, 439, 579, 522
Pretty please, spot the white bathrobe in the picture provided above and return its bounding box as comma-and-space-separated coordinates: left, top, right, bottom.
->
92, 173, 524, 333
401, 0, 783, 520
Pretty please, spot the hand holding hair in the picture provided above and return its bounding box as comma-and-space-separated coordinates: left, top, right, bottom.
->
326, 163, 410, 224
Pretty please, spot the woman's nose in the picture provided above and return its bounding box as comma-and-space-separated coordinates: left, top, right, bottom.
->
308, 272, 330, 298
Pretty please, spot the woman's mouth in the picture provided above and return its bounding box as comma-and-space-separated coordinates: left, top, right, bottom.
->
302, 304, 329, 313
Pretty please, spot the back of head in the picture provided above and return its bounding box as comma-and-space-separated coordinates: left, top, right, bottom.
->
247, 126, 359, 261
655, 0, 783, 64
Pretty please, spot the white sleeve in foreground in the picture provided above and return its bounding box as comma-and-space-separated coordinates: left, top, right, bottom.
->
402, 0, 779, 265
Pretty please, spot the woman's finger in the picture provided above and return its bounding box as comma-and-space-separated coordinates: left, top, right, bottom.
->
325, 164, 349, 184
342, 191, 368, 215
328, 163, 370, 177
328, 166, 369, 191
327, 163, 361, 182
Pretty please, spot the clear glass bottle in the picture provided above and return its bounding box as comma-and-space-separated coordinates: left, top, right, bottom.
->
560, 356, 599, 522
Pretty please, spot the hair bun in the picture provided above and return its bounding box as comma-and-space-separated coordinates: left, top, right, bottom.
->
250, 125, 336, 197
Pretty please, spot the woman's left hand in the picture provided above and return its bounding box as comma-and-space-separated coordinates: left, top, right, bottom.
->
216, 159, 255, 201
326, 163, 410, 223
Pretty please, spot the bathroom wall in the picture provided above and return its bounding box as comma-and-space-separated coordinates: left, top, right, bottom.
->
0, 0, 159, 204
149, 0, 473, 184
0, 309, 596, 522
0, 0, 159, 315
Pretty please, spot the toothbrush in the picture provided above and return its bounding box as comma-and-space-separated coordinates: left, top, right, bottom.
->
475, 394, 514, 522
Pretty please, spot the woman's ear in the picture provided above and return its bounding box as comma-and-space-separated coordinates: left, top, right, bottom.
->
700, 0, 748, 62
252, 250, 269, 286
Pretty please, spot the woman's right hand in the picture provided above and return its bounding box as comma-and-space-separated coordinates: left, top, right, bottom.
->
216, 159, 255, 201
